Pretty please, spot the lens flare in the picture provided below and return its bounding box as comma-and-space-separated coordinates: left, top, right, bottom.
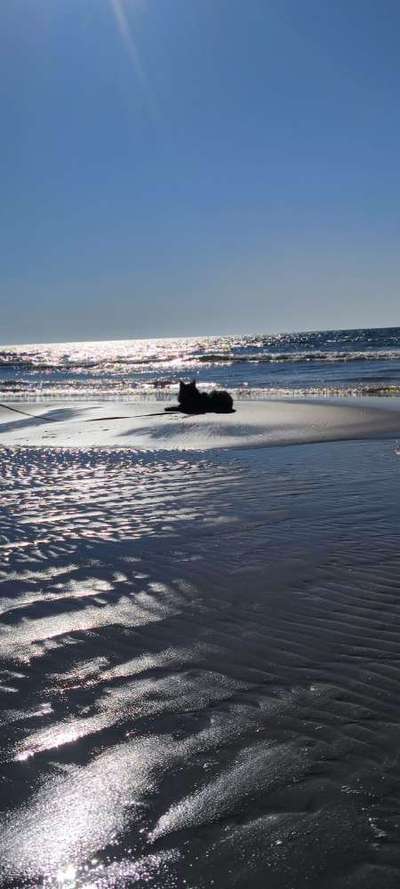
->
109, 0, 160, 125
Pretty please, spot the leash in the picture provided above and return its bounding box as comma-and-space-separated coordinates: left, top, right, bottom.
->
0, 403, 181, 425
0, 402, 62, 423
87, 409, 182, 422
0, 402, 37, 419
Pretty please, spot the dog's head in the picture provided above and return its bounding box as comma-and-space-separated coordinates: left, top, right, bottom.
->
178, 380, 198, 403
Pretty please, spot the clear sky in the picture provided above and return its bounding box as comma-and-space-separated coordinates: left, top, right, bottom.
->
1, 0, 400, 344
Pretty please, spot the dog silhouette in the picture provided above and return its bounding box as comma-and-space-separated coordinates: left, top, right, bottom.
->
165, 380, 234, 414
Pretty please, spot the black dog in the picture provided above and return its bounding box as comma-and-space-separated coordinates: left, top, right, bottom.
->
165, 380, 234, 414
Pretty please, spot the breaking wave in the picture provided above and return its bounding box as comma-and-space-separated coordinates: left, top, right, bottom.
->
3, 349, 400, 371
3, 327, 400, 400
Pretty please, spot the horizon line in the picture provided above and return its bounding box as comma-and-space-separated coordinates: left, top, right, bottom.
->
2, 322, 399, 350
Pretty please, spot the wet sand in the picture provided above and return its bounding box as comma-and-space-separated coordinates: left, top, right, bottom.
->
1, 402, 400, 887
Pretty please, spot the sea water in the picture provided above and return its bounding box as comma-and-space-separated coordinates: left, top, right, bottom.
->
3, 326, 400, 400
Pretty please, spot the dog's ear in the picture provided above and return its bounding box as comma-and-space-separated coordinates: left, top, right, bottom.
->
192, 379, 196, 385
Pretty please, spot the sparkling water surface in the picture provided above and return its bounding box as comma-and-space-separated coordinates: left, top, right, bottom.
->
2, 441, 400, 888
3, 327, 400, 400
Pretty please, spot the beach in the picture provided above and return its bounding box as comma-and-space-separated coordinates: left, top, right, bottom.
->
2, 397, 400, 887
4, 0, 400, 877
2, 397, 400, 449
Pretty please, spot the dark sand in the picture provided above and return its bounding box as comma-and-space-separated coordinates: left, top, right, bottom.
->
1, 404, 400, 886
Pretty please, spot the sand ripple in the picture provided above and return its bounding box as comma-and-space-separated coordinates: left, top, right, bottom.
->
1, 441, 400, 887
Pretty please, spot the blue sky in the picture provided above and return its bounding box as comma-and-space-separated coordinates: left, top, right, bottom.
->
1, 0, 400, 343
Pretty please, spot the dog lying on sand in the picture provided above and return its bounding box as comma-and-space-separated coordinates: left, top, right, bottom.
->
165, 380, 234, 414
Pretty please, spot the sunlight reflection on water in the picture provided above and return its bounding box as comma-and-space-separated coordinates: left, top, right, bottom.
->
2, 442, 400, 886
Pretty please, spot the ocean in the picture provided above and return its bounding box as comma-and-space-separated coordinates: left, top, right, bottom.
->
2, 325, 400, 400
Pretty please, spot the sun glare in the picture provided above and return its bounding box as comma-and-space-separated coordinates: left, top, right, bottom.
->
109, 0, 160, 125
